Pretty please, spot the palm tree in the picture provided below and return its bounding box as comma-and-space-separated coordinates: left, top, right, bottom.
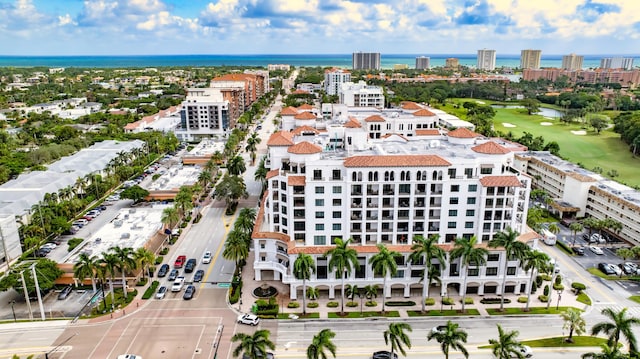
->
98, 252, 120, 310
582, 344, 630, 359
364, 284, 378, 304
522, 250, 549, 311
110, 246, 137, 300
409, 234, 446, 313
255, 157, 268, 191
591, 307, 640, 354
570, 222, 584, 247
384, 322, 412, 358
450, 236, 488, 313
306, 287, 319, 301
489, 324, 524, 359
213, 174, 249, 209
161, 205, 180, 229
306, 329, 337, 359
175, 186, 194, 217
235, 208, 257, 234
198, 170, 213, 189
427, 320, 469, 359
548, 223, 561, 236
231, 330, 275, 359
73, 253, 98, 293
245, 132, 262, 165
488, 227, 530, 311
325, 238, 358, 315
369, 244, 400, 314
223, 229, 249, 268
134, 247, 155, 280
293, 254, 315, 316
561, 308, 586, 343
227, 155, 247, 176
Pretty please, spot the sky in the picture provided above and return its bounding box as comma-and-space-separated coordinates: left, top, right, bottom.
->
0, 0, 639, 56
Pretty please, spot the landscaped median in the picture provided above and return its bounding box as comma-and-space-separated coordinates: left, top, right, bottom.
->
478, 336, 610, 349
486, 307, 581, 315
407, 309, 480, 317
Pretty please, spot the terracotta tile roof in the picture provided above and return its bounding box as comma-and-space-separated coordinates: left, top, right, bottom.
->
415, 129, 441, 136
212, 73, 256, 82
479, 175, 523, 187
344, 155, 451, 167
324, 68, 350, 74
289, 243, 454, 254
471, 141, 510, 154
266, 169, 280, 179
287, 176, 306, 186
294, 111, 317, 120
280, 106, 299, 116
291, 126, 319, 135
412, 108, 436, 117
364, 115, 385, 122
566, 172, 597, 182
297, 104, 314, 110
293, 89, 309, 94
447, 127, 479, 138
401, 101, 422, 110
266, 131, 294, 146
344, 117, 362, 128
287, 141, 323, 154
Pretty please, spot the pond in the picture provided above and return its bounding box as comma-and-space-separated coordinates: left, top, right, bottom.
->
491, 105, 564, 118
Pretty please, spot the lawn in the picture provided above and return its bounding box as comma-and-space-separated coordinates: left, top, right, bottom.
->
277, 313, 319, 319
587, 267, 624, 280
486, 307, 580, 315
327, 311, 400, 318
519, 336, 611, 347
628, 295, 640, 304
407, 309, 480, 317
576, 292, 592, 305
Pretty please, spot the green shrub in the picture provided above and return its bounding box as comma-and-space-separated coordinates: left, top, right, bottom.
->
531, 281, 538, 294
555, 275, 563, 285
365, 301, 377, 307
327, 301, 339, 308
535, 275, 543, 287
538, 295, 549, 302
154, 256, 164, 265
180, 222, 188, 228
517, 296, 528, 303
159, 248, 169, 255
386, 301, 416, 307
556, 240, 573, 255
142, 280, 159, 300
543, 284, 550, 296
152, 174, 161, 181
68, 237, 84, 252
425, 298, 436, 306
346, 301, 358, 307
553, 284, 565, 291
462, 297, 474, 305
307, 302, 319, 308
136, 278, 148, 286
287, 302, 300, 308
442, 297, 455, 305
480, 298, 511, 304
541, 274, 552, 281
572, 282, 587, 294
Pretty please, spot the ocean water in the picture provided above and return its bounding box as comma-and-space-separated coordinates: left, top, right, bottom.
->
0, 54, 636, 69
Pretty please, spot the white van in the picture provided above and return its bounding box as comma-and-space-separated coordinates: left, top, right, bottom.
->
542, 229, 557, 245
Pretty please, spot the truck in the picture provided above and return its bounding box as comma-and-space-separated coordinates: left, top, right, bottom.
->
541, 229, 557, 245
171, 276, 185, 292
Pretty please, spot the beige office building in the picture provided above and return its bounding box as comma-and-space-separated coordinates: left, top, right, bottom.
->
520, 50, 542, 69
562, 54, 584, 70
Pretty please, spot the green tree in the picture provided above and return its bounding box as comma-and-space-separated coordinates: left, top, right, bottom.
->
591, 307, 640, 354
384, 322, 412, 358
231, 330, 276, 359
522, 250, 550, 311
617, 248, 635, 261
73, 253, 99, 293
521, 98, 541, 115
109, 246, 137, 301
488, 227, 529, 311
562, 308, 586, 343
450, 236, 488, 312
409, 234, 446, 313
245, 132, 262, 166
134, 247, 155, 280
369, 244, 400, 314
213, 174, 249, 209
198, 170, 213, 189
591, 117, 608, 134
293, 254, 315, 316
0, 259, 63, 294
222, 229, 249, 268
98, 252, 120, 309
427, 320, 469, 359
570, 222, 584, 247
488, 324, 525, 359
235, 208, 257, 235
582, 344, 630, 359
306, 329, 337, 359
227, 155, 247, 176
174, 186, 194, 217
161, 206, 180, 229
254, 157, 268, 191
325, 238, 359, 315
120, 185, 149, 203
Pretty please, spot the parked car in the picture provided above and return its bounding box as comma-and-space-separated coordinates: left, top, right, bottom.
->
590, 246, 604, 255
591, 233, 605, 244
512, 345, 533, 358
372, 351, 398, 359
620, 262, 637, 275
193, 270, 204, 282
168, 269, 179, 281
157, 264, 170, 277
174, 255, 186, 268
58, 285, 73, 300
609, 263, 623, 276
184, 258, 197, 273
156, 286, 167, 299
237, 313, 260, 325
202, 251, 212, 264
599, 263, 616, 275
573, 246, 585, 256
183, 285, 196, 300
431, 325, 448, 334
73, 219, 88, 227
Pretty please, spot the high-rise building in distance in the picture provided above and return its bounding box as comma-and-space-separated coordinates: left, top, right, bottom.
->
600, 57, 634, 70
352, 52, 381, 70
415, 56, 430, 70
477, 49, 496, 71
561, 54, 584, 70
445, 58, 460, 69
520, 49, 542, 69
324, 68, 351, 96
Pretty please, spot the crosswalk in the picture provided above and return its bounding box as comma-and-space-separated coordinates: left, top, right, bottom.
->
593, 303, 640, 317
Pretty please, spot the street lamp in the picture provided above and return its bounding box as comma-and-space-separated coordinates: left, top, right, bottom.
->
556, 288, 564, 310
9, 300, 16, 322
440, 292, 446, 313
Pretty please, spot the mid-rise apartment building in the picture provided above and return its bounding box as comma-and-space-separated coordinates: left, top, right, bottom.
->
176, 88, 229, 142
254, 102, 534, 300
352, 52, 381, 70
445, 58, 460, 69
212, 73, 266, 108
523, 68, 640, 86
477, 49, 496, 71
562, 54, 584, 71
520, 50, 542, 69
600, 57, 634, 70
339, 81, 384, 107
415, 56, 430, 70
324, 68, 351, 96
268, 64, 291, 71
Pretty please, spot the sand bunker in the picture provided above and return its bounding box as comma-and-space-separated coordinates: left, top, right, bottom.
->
502, 123, 516, 128
571, 130, 587, 135
475, 100, 486, 104
540, 122, 553, 126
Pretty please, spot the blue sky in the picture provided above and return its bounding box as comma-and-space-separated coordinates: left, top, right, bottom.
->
0, 0, 638, 56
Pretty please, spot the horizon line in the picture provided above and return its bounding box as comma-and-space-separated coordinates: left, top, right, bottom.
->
1, 53, 639, 57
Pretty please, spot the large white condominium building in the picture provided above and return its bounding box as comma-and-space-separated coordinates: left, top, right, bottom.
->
562, 54, 584, 71
600, 57, 634, 70
352, 52, 381, 70
477, 49, 496, 71
324, 68, 351, 96
415, 56, 430, 70
254, 102, 535, 301
176, 88, 230, 142
339, 81, 385, 107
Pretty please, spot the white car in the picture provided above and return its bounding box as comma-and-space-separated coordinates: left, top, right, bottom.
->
590, 246, 604, 255
237, 313, 260, 326
512, 345, 533, 358
171, 277, 185, 292
202, 251, 212, 264
609, 264, 623, 276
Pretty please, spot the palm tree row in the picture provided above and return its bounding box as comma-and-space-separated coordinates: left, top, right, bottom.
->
222, 207, 257, 272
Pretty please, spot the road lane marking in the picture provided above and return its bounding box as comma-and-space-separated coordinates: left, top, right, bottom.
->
201, 211, 237, 289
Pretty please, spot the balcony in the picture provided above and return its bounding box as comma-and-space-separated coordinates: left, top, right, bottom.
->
351, 201, 363, 208
367, 201, 379, 208
367, 190, 379, 195
294, 200, 305, 207
367, 215, 379, 220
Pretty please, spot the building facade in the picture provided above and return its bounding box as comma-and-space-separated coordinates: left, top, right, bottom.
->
445, 58, 460, 69
477, 49, 496, 71
520, 50, 542, 69
352, 52, 381, 70
561, 54, 584, 71
339, 81, 385, 107
324, 68, 351, 96
253, 102, 534, 301
415, 56, 430, 70
600, 57, 634, 70
176, 88, 229, 142
522, 68, 640, 86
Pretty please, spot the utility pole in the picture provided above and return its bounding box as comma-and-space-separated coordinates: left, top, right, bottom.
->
32, 264, 46, 321
19, 270, 33, 320
546, 260, 557, 310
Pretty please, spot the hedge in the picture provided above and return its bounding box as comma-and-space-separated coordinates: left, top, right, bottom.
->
538, 295, 549, 302
327, 301, 339, 308
142, 280, 160, 299
365, 301, 377, 307
386, 301, 416, 307
572, 282, 586, 294
517, 296, 528, 303
556, 240, 573, 255
307, 302, 319, 308
287, 301, 300, 308
480, 298, 511, 304
462, 297, 474, 305
68, 237, 84, 252
346, 301, 358, 307
425, 298, 436, 306
154, 256, 163, 265
442, 297, 455, 305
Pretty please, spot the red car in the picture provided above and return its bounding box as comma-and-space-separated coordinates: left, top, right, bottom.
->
174, 255, 186, 268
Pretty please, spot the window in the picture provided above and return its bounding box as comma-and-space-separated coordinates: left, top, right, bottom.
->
333, 186, 342, 194
315, 199, 324, 206
487, 254, 500, 261
332, 223, 341, 230
333, 169, 341, 180
467, 197, 476, 205
481, 167, 493, 174
466, 209, 475, 216
332, 211, 342, 219
313, 169, 322, 180
314, 236, 326, 245
486, 267, 498, 276
465, 221, 474, 228
507, 267, 517, 275
464, 168, 473, 178
333, 199, 342, 206
294, 222, 305, 231
468, 184, 477, 192
468, 268, 479, 276
448, 221, 456, 229
448, 168, 457, 178
315, 224, 324, 231
451, 185, 460, 192
448, 210, 458, 216
315, 211, 324, 219
449, 197, 459, 205
315, 186, 324, 194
